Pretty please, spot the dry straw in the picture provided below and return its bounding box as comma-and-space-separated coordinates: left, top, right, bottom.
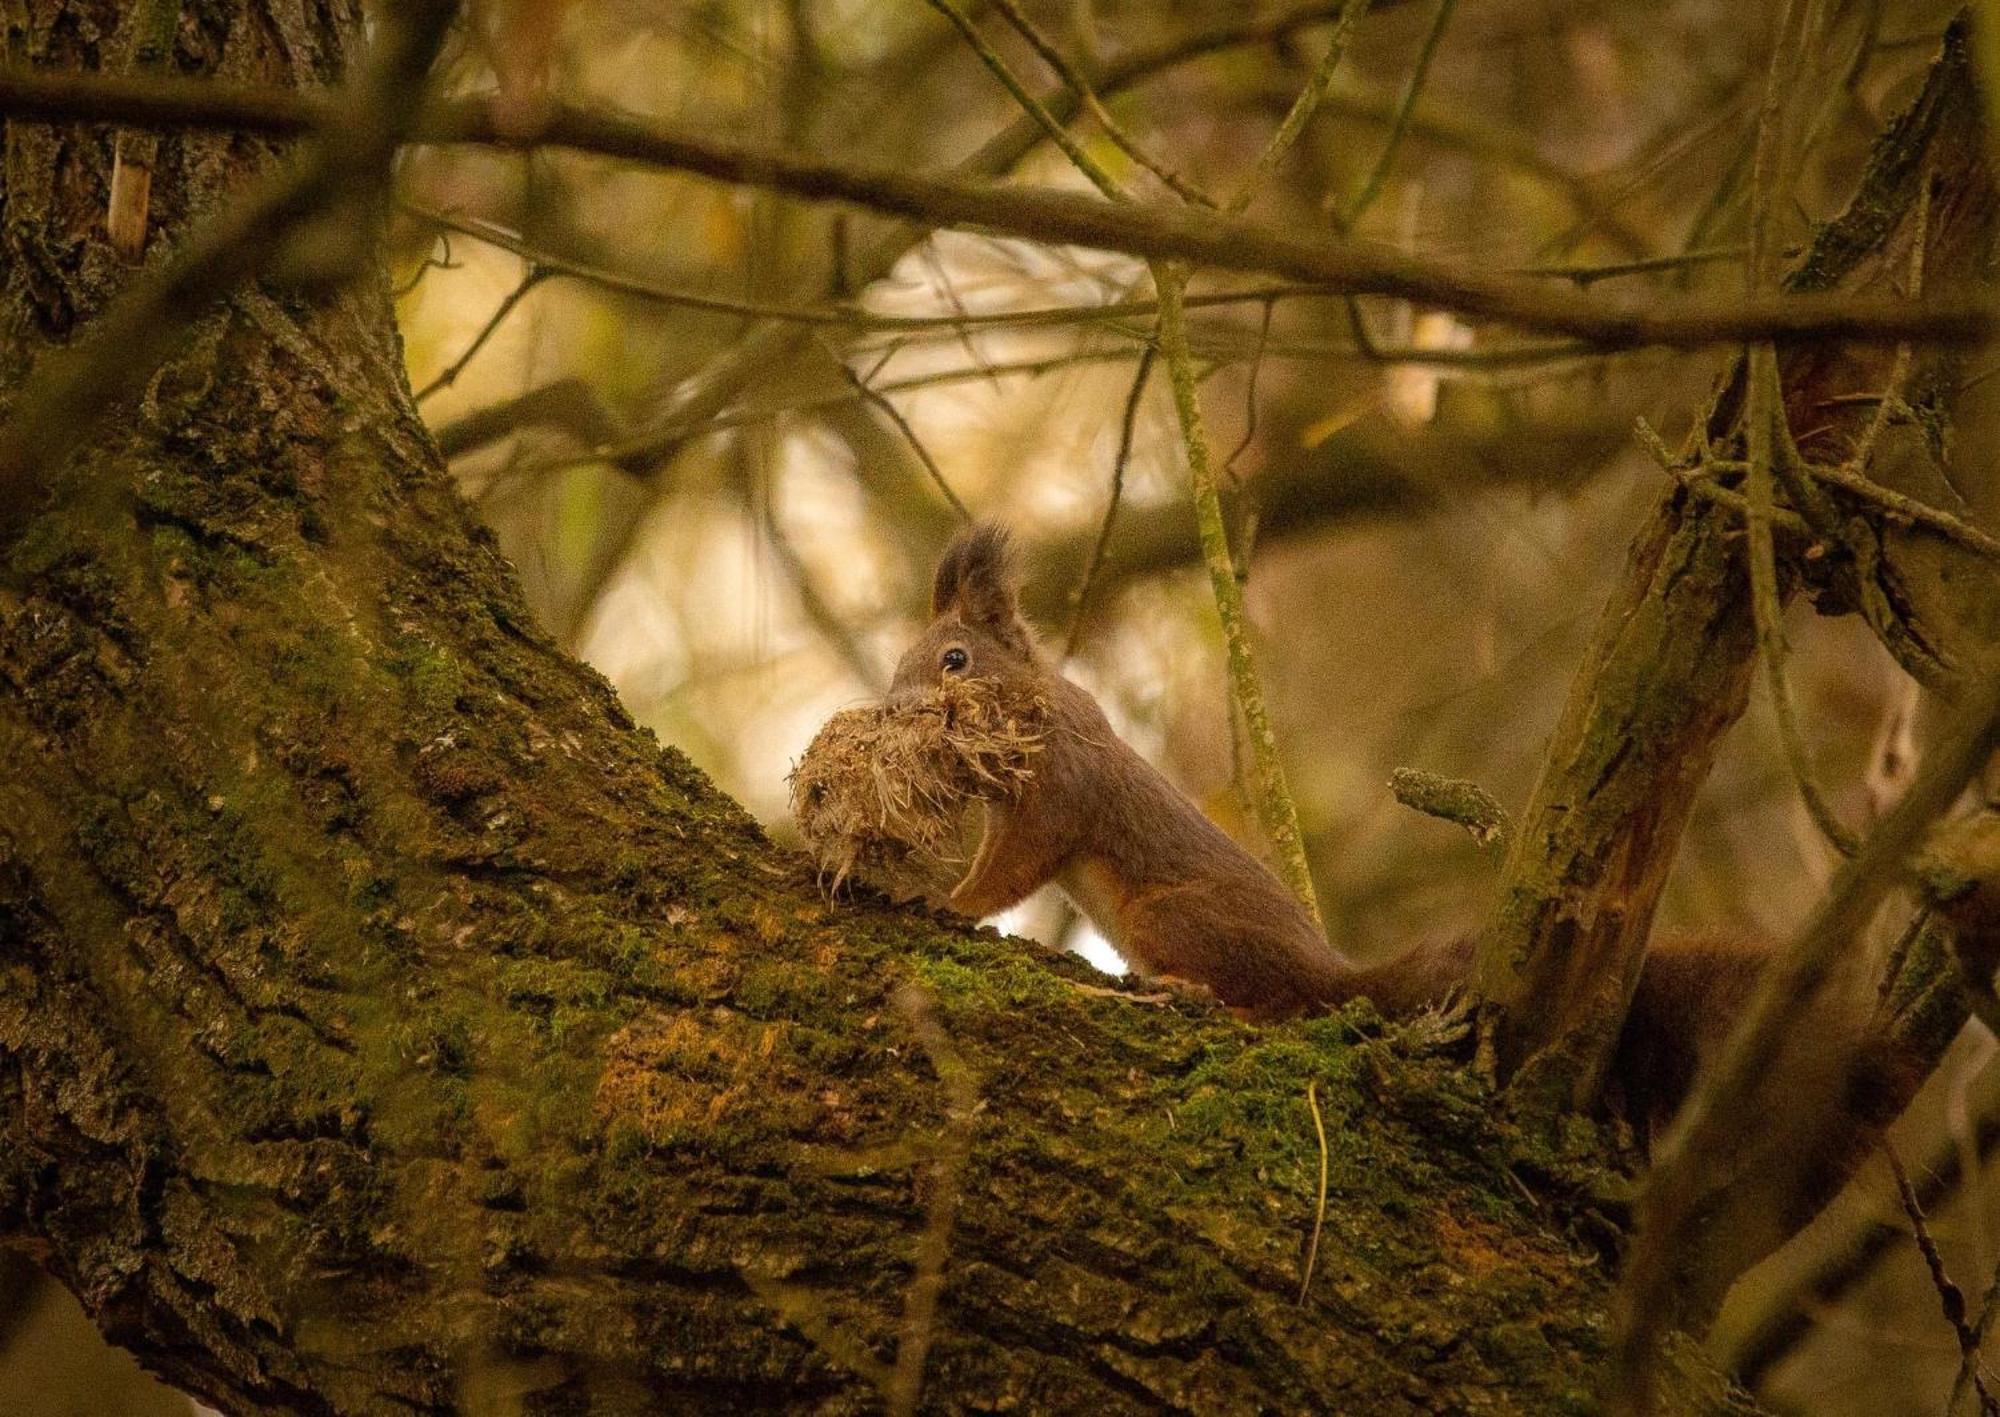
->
789, 677, 1049, 900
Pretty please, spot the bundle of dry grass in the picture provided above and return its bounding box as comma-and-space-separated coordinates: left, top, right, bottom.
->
789, 677, 1048, 900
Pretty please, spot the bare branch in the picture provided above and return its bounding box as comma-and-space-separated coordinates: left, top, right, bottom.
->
1156, 262, 1322, 929
986, 0, 1215, 206
1617, 668, 2000, 1403
415, 266, 550, 404
1226, 0, 1370, 214
1888, 1142, 2000, 1416
0, 71, 1987, 351
921, 0, 1126, 202
1064, 345, 1155, 656
432, 376, 624, 462
1337, 0, 1458, 228
834, 356, 972, 522
1520, 247, 1749, 286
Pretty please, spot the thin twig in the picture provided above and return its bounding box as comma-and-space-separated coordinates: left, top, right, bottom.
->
1517, 247, 1749, 287
392, 228, 459, 299
985, 0, 1213, 205
415, 266, 549, 403
1066, 345, 1155, 656
753, 453, 884, 691
1889, 1141, 2000, 1417
836, 360, 972, 521
922, 0, 1125, 202
1813, 460, 2000, 561
916, 243, 1008, 392
1221, 297, 1277, 482
1298, 1080, 1330, 1305
1155, 261, 1322, 928
1339, 0, 1459, 228
1227, 0, 1371, 213
1638, 456, 2000, 565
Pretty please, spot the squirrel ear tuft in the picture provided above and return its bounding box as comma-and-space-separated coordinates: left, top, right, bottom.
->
932, 523, 1032, 654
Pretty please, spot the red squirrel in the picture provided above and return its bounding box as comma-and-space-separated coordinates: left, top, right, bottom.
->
891, 524, 1770, 1131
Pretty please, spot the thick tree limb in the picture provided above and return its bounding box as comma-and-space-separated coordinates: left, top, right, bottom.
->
0, 3, 1754, 1412
1475, 15, 1996, 1111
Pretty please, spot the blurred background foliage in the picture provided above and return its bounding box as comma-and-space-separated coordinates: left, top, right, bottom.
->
9, 0, 2000, 1412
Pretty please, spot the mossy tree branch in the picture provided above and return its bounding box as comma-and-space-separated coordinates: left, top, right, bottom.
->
1474, 16, 1998, 1115
1155, 261, 1324, 928
0, 2, 1761, 1412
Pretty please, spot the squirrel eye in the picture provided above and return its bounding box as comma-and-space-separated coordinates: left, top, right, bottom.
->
940, 647, 969, 673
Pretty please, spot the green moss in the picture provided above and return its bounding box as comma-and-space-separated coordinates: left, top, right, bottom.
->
499, 958, 614, 1010
730, 958, 832, 1016
8, 509, 91, 581
390, 638, 469, 719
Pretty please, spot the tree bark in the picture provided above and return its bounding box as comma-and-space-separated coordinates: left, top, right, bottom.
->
0, 4, 1754, 1413
1477, 18, 1999, 1108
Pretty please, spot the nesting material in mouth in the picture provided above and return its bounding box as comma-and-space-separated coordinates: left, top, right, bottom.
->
788, 676, 1048, 900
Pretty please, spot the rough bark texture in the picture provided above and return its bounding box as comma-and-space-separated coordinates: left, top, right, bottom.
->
0, 3, 1755, 1413
1477, 22, 1998, 1109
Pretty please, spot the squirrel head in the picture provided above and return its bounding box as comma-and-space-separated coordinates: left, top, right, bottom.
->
890, 523, 1042, 701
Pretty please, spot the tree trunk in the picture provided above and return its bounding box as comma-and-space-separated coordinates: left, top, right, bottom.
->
1477, 19, 1998, 1108
0, 4, 1749, 1412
